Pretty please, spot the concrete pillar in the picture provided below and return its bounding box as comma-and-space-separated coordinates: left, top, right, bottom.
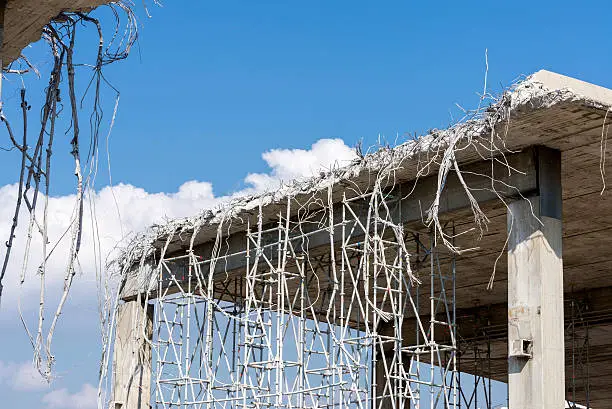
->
112, 300, 153, 409
374, 349, 409, 409
507, 148, 564, 409
374, 352, 392, 409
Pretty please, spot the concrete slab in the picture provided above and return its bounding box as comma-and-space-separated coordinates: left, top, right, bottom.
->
3, 0, 112, 64
115, 71, 612, 407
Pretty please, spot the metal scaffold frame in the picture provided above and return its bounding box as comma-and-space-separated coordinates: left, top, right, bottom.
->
566, 297, 591, 409
457, 339, 494, 409
151, 186, 461, 409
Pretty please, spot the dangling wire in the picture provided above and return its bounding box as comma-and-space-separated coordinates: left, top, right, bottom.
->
0, 3, 138, 381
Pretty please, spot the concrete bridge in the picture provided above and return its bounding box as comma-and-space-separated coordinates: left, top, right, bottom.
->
114, 71, 612, 409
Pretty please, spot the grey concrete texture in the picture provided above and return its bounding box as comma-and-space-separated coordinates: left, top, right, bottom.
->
3, 0, 112, 64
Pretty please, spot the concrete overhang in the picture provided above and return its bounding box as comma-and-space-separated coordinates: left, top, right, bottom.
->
118, 70, 612, 299
3, 0, 112, 64
114, 70, 612, 407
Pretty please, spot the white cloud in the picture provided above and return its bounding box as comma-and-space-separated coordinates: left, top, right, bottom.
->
42, 383, 97, 409
0, 361, 48, 392
0, 138, 356, 314
0, 137, 355, 404
0, 180, 220, 312
245, 138, 356, 190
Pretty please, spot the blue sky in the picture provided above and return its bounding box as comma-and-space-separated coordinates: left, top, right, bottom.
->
71, 0, 612, 195
0, 1, 611, 408
2, 0, 612, 196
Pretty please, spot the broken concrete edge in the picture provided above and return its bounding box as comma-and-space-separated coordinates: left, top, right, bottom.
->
2, 0, 115, 66
112, 70, 612, 289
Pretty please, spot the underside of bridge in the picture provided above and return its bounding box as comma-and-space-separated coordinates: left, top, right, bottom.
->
113, 71, 612, 409
1, 0, 112, 65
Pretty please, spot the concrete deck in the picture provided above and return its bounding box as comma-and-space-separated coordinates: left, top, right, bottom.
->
118, 70, 612, 408
3, 0, 112, 64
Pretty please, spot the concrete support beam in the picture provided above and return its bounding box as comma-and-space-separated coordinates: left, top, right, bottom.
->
507, 148, 564, 409
121, 148, 540, 300
111, 300, 153, 409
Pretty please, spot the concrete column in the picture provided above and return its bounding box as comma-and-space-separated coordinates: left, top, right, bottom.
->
507, 148, 564, 409
374, 352, 392, 409
112, 300, 153, 409
374, 349, 409, 409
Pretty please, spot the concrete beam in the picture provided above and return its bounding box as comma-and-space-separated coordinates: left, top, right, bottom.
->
507, 147, 564, 409
3, 0, 111, 65
121, 149, 540, 300
111, 300, 153, 409
379, 284, 612, 352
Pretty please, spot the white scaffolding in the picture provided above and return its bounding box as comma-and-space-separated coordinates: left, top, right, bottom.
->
152, 186, 459, 409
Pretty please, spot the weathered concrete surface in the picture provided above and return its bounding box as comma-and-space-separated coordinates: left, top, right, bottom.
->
117, 70, 612, 297
119, 149, 541, 300
507, 149, 565, 409
3, 0, 112, 64
115, 70, 612, 407
508, 201, 564, 408
111, 300, 153, 409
